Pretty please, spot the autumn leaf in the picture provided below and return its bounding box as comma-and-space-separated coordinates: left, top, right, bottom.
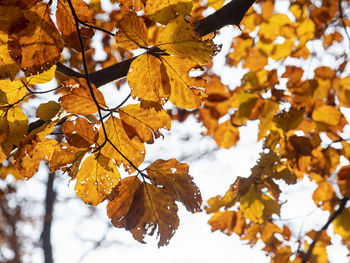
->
56, 0, 94, 51
107, 176, 180, 247
239, 184, 264, 223
213, 120, 240, 149
75, 154, 120, 206
127, 53, 170, 103
115, 12, 148, 50
14, 3, 63, 76
162, 56, 207, 109
63, 117, 98, 148
36, 101, 61, 122
157, 15, 218, 65
15, 122, 57, 179
145, 0, 192, 25
312, 105, 341, 126
60, 78, 106, 115
146, 158, 202, 212
119, 103, 171, 143
208, 210, 245, 236
97, 116, 145, 173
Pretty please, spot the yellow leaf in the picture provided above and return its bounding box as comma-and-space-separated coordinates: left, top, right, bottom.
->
157, 16, 218, 65
145, 0, 192, 25
97, 116, 145, 173
213, 120, 240, 149
27, 65, 57, 84
60, 78, 106, 115
0, 79, 26, 104
3, 106, 28, 153
312, 105, 341, 126
239, 185, 264, 223
162, 56, 206, 109
271, 39, 294, 61
146, 158, 202, 212
0, 163, 23, 180
127, 53, 170, 103
36, 101, 61, 121
228, 35, 254, 66
119, 103, 171, 143
75, 154, 120, 206
115, 13, 148, 50
333, 208, 350, 247
296, 18, 315, 45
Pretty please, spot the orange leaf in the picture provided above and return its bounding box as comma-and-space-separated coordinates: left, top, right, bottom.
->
337, 165, 350, 198
60, 78, 106, 115
15, 3, 63, 76
243, 48, 268, 72
208, 210, 245, 236
56, 0, 94, 51
63, 117, 98, 148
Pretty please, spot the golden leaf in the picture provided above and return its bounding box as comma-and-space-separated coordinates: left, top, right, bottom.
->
15, 122, 57, 179
146, 158, 202, 212
243, 48, 268, 72
157, 16, 217, 65
145, 0, 192, 25
213, 120, 240, 149
119, 103, 171, 143
312, 180, 335, 210
312, 105, 341, 126
127, 53, 170, 103
60, 78, 106, 115
162, 56, 206, 109
333, 208, 350, 247
49, 142, 87, 176
0, 79, 26, 104
75, 154, 120, 206
97, 116, 145, 173
115, 12, 148, 50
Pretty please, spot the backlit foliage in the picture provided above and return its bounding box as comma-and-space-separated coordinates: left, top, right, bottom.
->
1, 0, 350, 261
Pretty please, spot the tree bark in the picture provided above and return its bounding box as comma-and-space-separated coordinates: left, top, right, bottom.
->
41, 172, 56, 263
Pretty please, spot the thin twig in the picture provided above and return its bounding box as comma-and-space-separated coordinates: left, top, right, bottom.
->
301, 197, 349, 263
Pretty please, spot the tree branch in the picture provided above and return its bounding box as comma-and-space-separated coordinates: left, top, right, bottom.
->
55, 0, 256, 87
301, 197, 349, 263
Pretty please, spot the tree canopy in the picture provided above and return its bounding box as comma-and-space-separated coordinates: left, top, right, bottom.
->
1, 0, 350, 262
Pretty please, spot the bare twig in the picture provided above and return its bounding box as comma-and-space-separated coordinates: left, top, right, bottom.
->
301, 197, 349, 263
